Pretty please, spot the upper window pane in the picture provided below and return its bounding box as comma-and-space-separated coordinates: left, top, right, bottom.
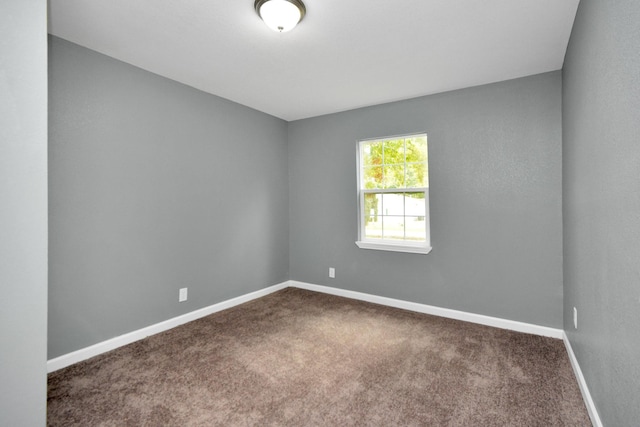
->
383, 164, 404, 189
383, 139, 404, 166
362, 141, 382, 168
406, 136, 427, 160
363, 165, 383, 189
360, 135, 428, 190
405, 163, 428, 188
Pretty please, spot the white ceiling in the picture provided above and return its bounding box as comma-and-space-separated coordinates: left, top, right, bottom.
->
48, 0, 580, 121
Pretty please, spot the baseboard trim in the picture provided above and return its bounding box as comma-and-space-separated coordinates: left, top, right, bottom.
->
289, 281, 564, 339
48, 279, 565, 373
49, 279, 598, 424
47, 281, 289, 373
563, 332, 603, 427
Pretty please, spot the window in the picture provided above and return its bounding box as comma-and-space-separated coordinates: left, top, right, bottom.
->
356, 133, 431, 254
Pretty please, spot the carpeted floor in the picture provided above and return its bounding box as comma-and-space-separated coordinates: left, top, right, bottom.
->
48, 288, 591, 426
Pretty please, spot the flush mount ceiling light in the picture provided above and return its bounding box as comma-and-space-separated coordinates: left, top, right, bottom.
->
254, 0, 306, 33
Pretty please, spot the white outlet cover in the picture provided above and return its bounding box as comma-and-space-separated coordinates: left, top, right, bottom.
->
329, 268, 335, 279
573, 307, 577, 329
179, 288, 188, 302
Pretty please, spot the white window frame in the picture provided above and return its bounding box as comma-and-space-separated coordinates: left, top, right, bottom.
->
355, 133, 432, 255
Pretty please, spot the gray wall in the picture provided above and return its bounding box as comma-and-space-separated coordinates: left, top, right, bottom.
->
49, 37, 289, 358
0, 0, 48, 425
563, 0, 640, 425
289, 72, 563, 328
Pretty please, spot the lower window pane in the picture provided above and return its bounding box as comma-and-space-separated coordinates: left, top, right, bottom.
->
382, 193, 405, 216
405, 216, 426, 241
364, 216, 382, 239
382, 216, 405, 240
361, 191, 427, 243
405, 192, 426, 217
364, 193, 382, 218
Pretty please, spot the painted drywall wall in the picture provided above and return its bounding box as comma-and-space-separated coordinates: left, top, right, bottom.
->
289, 72, 563, 328
563, 0, 640, 425
0, 0, 48, 425
49, 37, 289, 358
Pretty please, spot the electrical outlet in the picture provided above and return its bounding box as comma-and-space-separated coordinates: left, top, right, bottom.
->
179, 288, 188, 302
573, 307, 577, 329
329, 267, 335, 279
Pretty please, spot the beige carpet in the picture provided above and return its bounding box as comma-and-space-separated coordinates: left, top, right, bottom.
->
48, 288, 591, 426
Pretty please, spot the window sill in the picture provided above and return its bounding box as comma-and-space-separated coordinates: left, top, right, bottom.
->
355, 241, 432, 255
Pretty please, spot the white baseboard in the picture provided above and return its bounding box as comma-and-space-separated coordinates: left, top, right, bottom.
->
289, 281, 564, 339
49, 279, 598, 425
563, 332, 603, 427
47, 279, 564, 373
47, 281, 289, 373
